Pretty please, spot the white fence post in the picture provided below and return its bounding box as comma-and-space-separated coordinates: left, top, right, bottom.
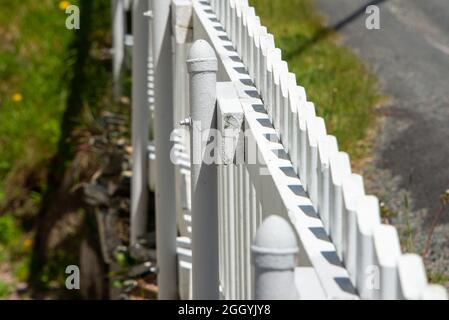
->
252, 215, 299, 300
130, 0, 150, 255
152, 0, 178, 300
112, 0, 125, 101
172, 0, 193, 130
187, 39, 220, 300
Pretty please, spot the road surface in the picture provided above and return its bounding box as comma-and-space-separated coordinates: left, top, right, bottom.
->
315, 0, 449, 215
314, 0, 449, 274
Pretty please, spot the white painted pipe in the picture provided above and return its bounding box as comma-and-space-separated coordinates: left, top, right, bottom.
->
187, 39, 220, 300
130, 0, 150, 252
152, 0, 178, 300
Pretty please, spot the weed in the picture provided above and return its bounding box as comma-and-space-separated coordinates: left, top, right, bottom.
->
427, 271, 449, 287
422, 189, 449, 258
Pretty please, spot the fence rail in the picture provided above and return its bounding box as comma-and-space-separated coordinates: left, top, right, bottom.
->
112, 0, 448, 300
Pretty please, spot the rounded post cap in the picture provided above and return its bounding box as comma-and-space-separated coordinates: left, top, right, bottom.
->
252, 215, 298, 255
187, 39, 218, 73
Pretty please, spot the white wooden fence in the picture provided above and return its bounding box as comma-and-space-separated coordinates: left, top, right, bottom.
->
112, 0, 448, 300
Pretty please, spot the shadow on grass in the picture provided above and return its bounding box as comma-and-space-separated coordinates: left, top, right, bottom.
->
283, 0, 389, 60
28, 0, 106, 297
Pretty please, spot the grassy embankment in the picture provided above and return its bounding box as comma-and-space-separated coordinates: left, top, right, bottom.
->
249, 0, 382, 164
0, 0, 112, 298
0, 0, 75, 297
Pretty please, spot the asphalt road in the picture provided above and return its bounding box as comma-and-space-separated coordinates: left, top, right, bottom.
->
314, 0, 449, 217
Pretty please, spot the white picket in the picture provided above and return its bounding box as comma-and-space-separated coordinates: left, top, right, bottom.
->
397, 254, 428, 300
356, 196, 381, 299
298, 102, 316, 189
251, 22, 263, 88
247, 15, 260, 82
242, 6, 255, 68
329, 152, 351, 259
373, 224, 401, 299
266, 48, 282, 122
259, 31, 274, 100
272, 60, 288, 134
317, 135, 338, 234
342, 174, 365, 285
306, 117, 326, 211
280, 72, 297, 149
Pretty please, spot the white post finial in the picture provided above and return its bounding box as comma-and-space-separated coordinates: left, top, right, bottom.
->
252, 215, 300, 300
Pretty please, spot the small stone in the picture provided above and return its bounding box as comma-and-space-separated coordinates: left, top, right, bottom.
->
120, 96, 130, 105
116, 138, 127, 147
16, 282, 28, 294
84, 183, 110, 206
125, 146, 133, 155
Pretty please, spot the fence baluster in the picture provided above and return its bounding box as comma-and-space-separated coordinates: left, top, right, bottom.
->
306, 117, 326, 211
373, 224, 401, 300
152, 0, 178, 300
356, 196, 381, 299
317, 135, 338, 234
266, 48, 281, 122
112, 0, 125, 100
298, 102, 316, 188
329, 152, 351, 258
130, 0, 150, 253
397, 254, 428, 300
289, 86, 306, 175
342, 174, 365, 285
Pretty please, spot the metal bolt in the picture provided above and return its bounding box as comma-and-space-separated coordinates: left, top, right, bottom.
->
179, 117, 192, 127
143, 10, 153, 18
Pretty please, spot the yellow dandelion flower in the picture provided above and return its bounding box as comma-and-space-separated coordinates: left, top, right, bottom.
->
12, 93, 23, 103
59, 1, 71, 11
23, 238, 33, 250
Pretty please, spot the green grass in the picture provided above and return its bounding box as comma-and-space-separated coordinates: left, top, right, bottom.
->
0, 281, 13, 298
0, 0, 114, 296
249, 0, 381, 161
0, 215, 22, 246
0, 0, 77, 205
0, 0, 73, 161
0, 0, 78, 296
428, 271, 449, 287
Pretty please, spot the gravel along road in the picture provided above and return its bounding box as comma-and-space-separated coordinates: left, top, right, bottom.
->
314, 0, 449, 278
